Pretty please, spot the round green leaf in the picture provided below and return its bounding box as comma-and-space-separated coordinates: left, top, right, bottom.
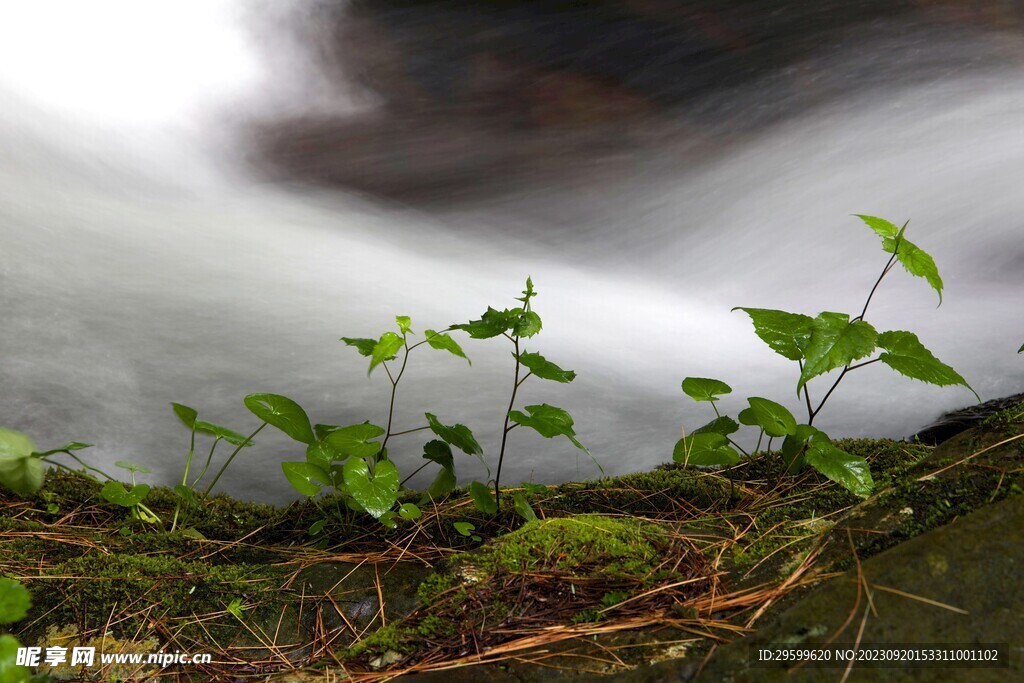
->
343, 458, 400, 519
681, 377, 733, 402
0, 428, 43, 498
115, 460, 150, 474
244, 393, 315, 444
453, 521, 476, 537
398, 503, 422, 520
324, 423, 385, 460
737, 397, 797, 438
673, 433, 740, 467
0, 578, 31, 624
281, 462, 329, 497
100, 481, 150, 508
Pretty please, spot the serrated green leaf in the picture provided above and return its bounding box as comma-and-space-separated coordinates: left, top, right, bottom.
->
733, 308, 815, 361
115, 460, 150, 474
876, 330, 977, 398
0, 578, 31, 624
422, 440, 455, 473
324, 423, 385, 459
281, 462, 329, 496
692, 416, 740, 437
469, 480, 497, 515
425, 330, 470, 364
883, 236, 944, 304
343, 458, 400, 519
737, 397, 797, 438
512, 492, 537, 522
0, 428, 43, 497
513, 310, 543, 337
453, 521, 476, 537
681, 377, 732, 402
171, 403, 198, 429
508, 404, 588, 453
396, 315, 412, 334
518, 351, 576, 383
797, 313, 878, 394
100, 481, 150, 508
516, 277, 537, 304
452, 307, 514, 339
805, 440, 873, 497
341, 337, 377, 357
244, 393, 315, 444
672, 432, 740, 467
399, 503, 422, 520
425, 413, 483, 456
370, 332, 404, 375
854, 214, 900, 239
194, 421, 253, 446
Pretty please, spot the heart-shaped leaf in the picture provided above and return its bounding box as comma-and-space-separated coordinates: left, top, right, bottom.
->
343, 458, 400, 519
282, 462, 329, 497
692, 416, 740, 437
673, 433, 740, 467
398, 503, 422, 520
115, 460, 151, 475
681, 377, 732, 402
513, 310, 543, 338
737, 397, 797, 438
100, 482, 150, 508
244, 393, 315, 444
453, 521, 476, 537
324, 423, 385, 460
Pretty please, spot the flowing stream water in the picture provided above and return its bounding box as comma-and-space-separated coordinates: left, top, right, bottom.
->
1, 2, 1022, 503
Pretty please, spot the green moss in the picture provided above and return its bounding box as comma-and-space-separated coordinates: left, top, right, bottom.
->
470, 515, 667, 579
417, 572, 457, 606
345, 622, 412, 658
536, 468, 731, 517
416, 614, 456, 639
981, 397, 1024, 429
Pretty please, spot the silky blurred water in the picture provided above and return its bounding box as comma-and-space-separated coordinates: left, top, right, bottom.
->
1, 2, 1022, 503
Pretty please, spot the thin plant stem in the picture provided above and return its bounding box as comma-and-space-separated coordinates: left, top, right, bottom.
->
399, 461, 431, 487
381, 337, 413, 454
494, 336, 522, 509
388, 425, 430, 438
172, 429, 198, 532
202, 423, 266, 497
190, 438, 222, 489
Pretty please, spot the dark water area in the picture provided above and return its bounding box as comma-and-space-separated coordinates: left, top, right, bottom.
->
1, 1, 1022, 503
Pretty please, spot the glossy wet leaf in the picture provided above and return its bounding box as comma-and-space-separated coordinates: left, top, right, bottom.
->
100, 482, 150, 508
805, 439, 873, 497
877, 331, 977, 398
0, 578, 30, 624
518, 351, 576, 383
797, 312, 878, 394
281, 462, 329, 496
508, 404, 588, 452
171, 403, 198, 429
853, 214, 900, 239
425, 413, 483, 456
324, 423, 385, 460
856, 215, 943, 303
370, 332, 404, 375
737, 397, 797, 438
733, 308, 815, 361
425, 329, 470, 364
673, 432, 740, 467
343, 458, 400, 519
395, 315, 412, 334
341, 337, 377, 357
244, 393, 315, 444
469, 480, 497, 514
422, 440, 455, 473
692, 416, 740, 436
0, 428, 43, 497
681, 377, 732, 402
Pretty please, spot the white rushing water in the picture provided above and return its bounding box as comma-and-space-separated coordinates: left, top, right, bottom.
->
1, 2, 1022, 502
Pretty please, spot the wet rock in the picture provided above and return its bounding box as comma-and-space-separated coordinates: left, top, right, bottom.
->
912, 392, 1024, 445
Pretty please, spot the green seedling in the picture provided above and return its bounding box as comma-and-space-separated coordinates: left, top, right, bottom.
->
677, 215, 976, 497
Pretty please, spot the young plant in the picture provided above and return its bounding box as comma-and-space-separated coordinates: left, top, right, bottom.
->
676, 215, 976, 496
452, 278, 595, 509
0, 428, 162, 523
0, 577, 31, 683
279, 316, 475, 529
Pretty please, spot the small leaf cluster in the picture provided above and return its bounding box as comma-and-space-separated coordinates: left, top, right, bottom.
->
675, 216, 976, 497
